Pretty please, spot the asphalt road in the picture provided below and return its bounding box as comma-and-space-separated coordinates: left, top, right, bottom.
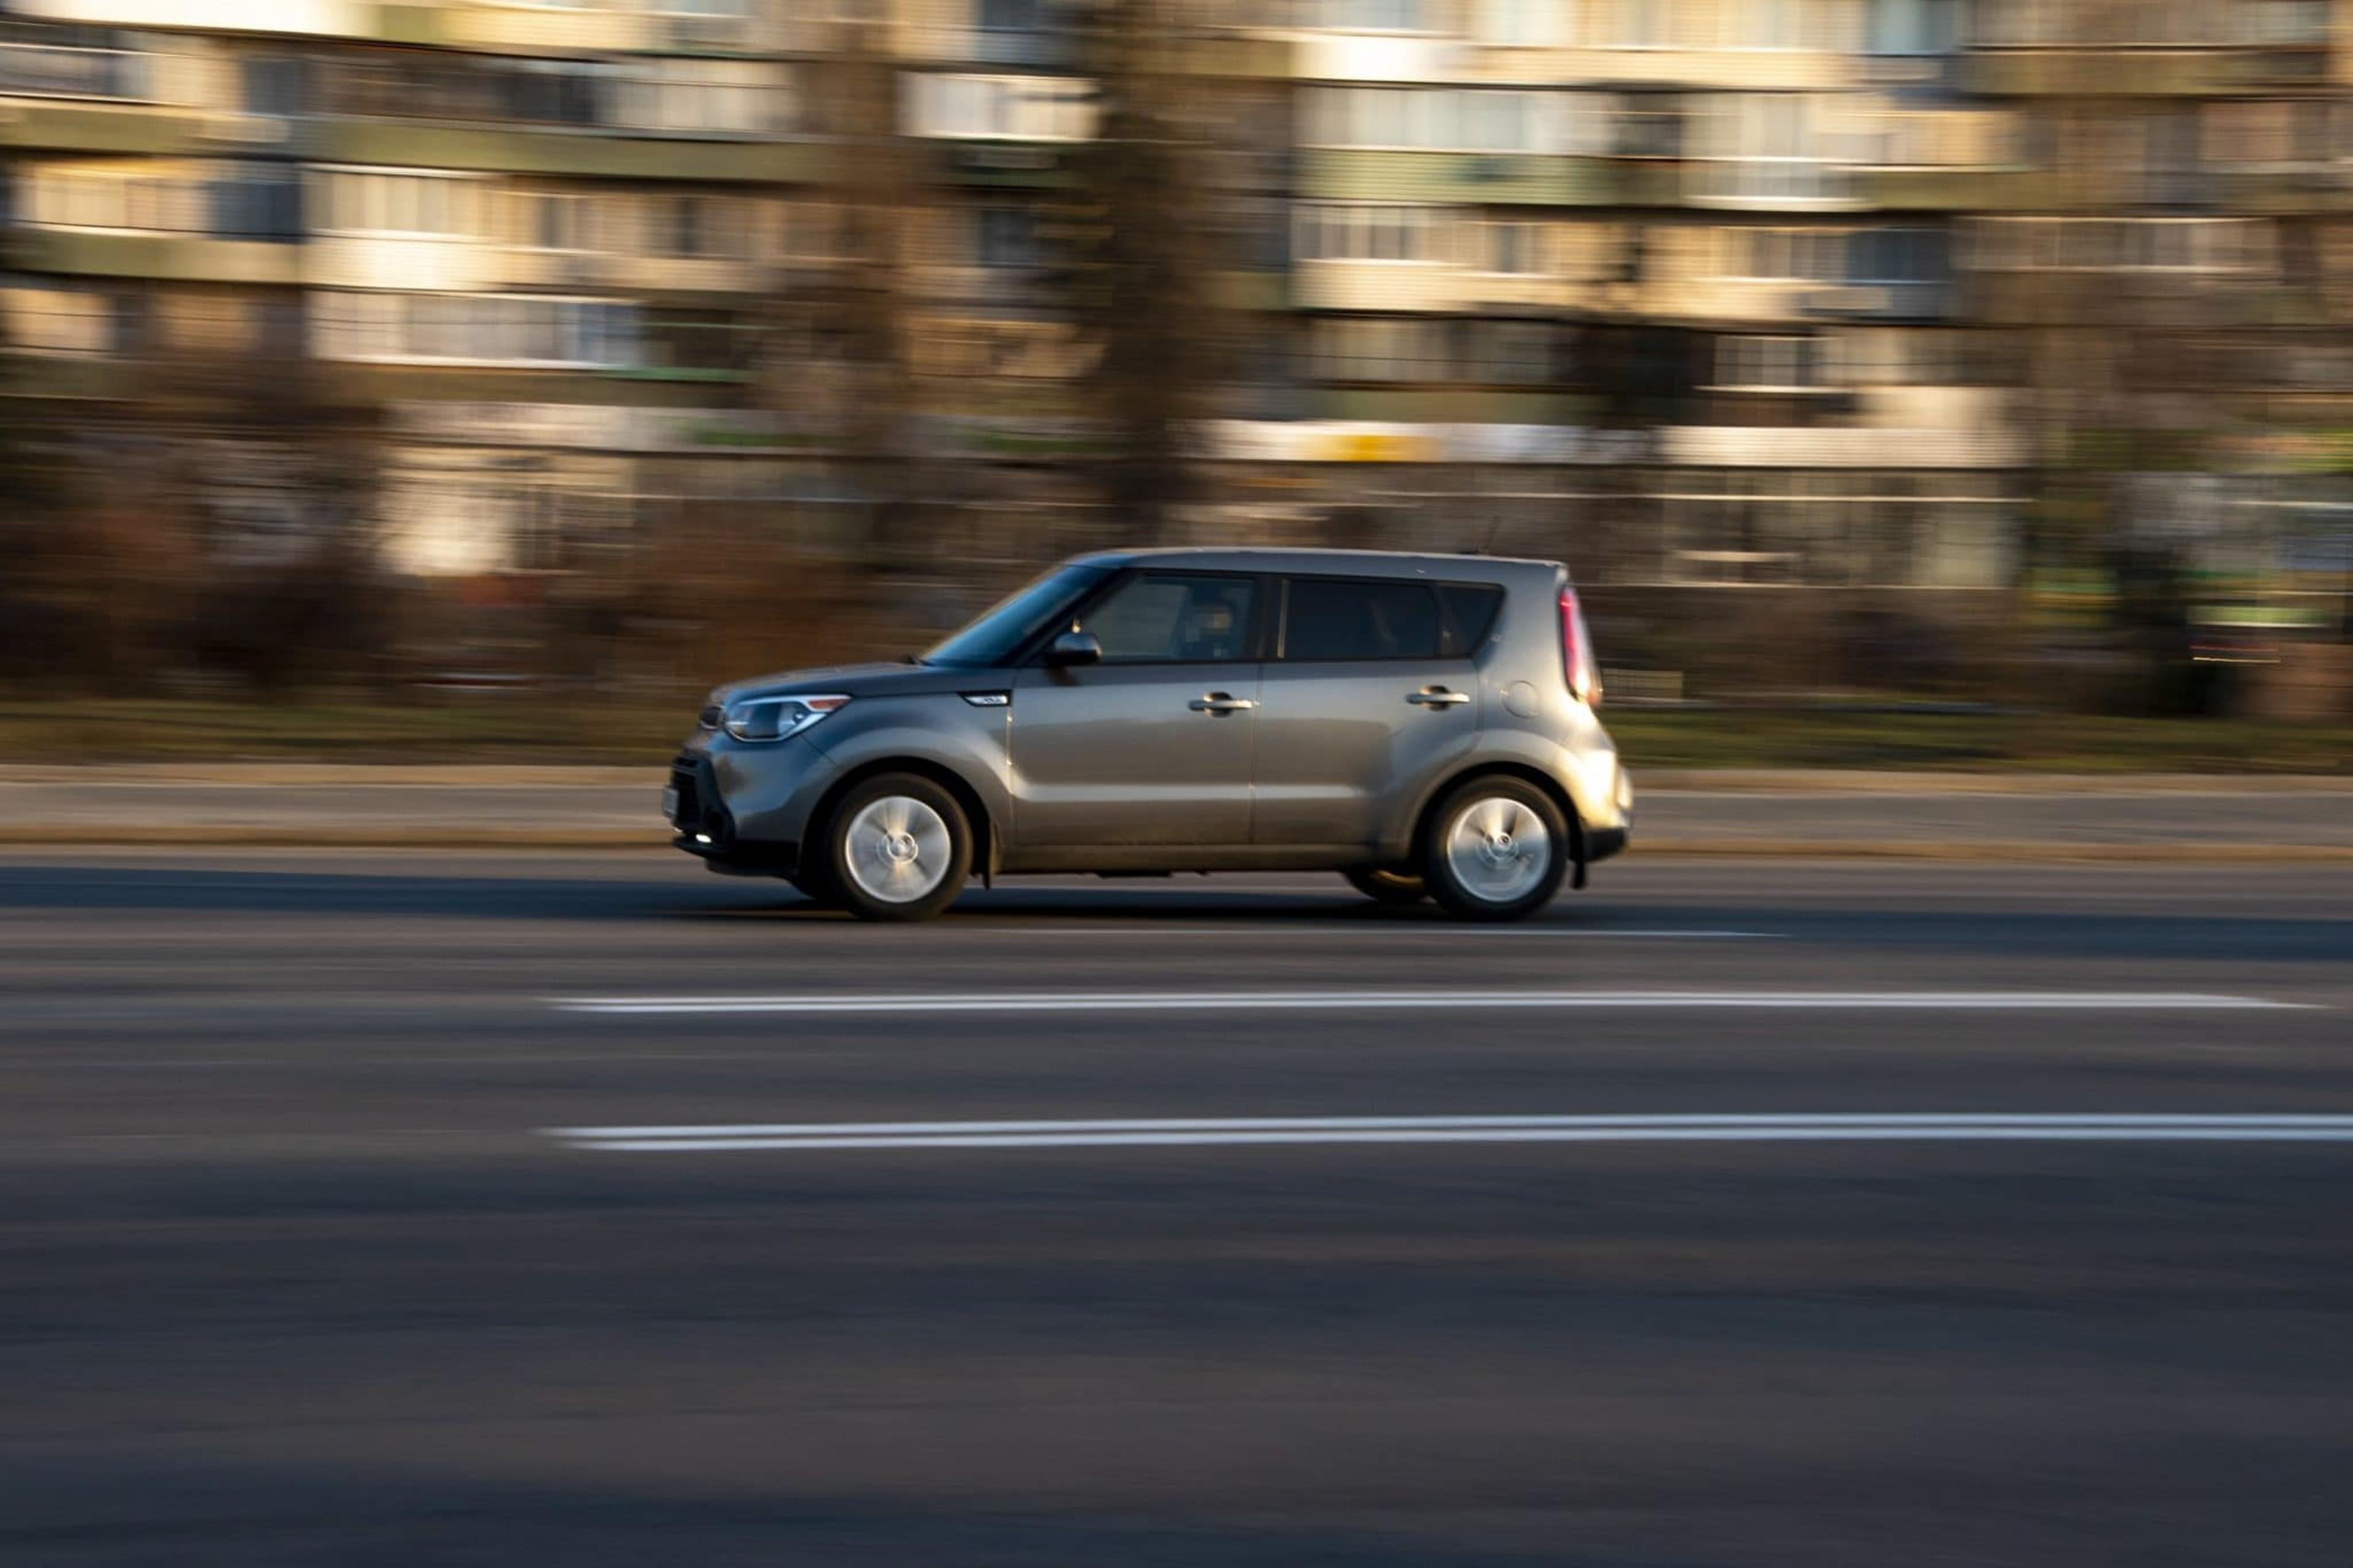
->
7, 771, 2353, 850
2, 852, 2350, 1565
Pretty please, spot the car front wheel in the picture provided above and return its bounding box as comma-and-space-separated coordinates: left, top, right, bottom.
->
1423, 778, 1571, 923
820, 774, 972, 923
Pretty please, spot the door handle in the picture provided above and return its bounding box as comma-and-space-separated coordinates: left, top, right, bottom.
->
1407, 687, 1471, 708
1189, 694, 1258, 714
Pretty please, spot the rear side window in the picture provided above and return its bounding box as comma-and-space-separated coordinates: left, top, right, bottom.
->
1435, 582, 1504, 656
1281, 578, 1443, 661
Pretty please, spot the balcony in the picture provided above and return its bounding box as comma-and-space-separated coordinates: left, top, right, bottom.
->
295, 118, 825, 183
0, 41, 218, 154
926, 137, 1083, 187
7, 0, 419, 42
1963, 48, 2328, 97
1296, 150, 1626, 206
1292, 259, 1572, 314
307, 233, 496, 293
2206, 166, 2353, 216
1799, 280, 1953, 321
7, 225, 303, 286
0, 39, 153, 99
499, 250, 776, 302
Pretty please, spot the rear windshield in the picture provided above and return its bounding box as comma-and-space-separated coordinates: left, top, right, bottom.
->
922, 564, 1113, 668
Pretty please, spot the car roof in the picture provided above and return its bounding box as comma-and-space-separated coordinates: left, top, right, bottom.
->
1069, 547, 1565, 583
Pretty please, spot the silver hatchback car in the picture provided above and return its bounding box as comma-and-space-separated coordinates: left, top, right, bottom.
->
666, 548, 1631, 922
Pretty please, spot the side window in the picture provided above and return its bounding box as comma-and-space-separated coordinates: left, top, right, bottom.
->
1435, 582, 1504, 656
1075, 574, 1258, 664
1282, 578, 1444, 661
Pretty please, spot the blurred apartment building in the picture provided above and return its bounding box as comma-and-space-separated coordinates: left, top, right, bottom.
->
2, 0, 2349, 607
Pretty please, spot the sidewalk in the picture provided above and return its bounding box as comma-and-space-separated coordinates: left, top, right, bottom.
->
1, 766, 2347, 860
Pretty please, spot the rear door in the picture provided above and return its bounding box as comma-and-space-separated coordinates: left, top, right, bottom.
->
1252, 575, 1500, 849
1008, 570, 1264, 849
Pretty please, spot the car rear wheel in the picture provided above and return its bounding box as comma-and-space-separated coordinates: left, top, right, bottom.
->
1343, 866, 1428, 906
1423, 778, 1570, 923
820, 774, 972, 923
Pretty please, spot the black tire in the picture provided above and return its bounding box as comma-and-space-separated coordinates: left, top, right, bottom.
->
819, 773, 973, 923
1343, 866, 1428, 906
787, 868, 838, 907
1421, 776, 1572, 923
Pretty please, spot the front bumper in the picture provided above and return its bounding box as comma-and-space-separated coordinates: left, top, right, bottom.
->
666, 751, 798, 871
664, 738, 840, 874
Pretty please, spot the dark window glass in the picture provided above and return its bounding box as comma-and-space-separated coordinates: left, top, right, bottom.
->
1434, 582, 1504, 654
241, 56, 306, 116
1077, 574, 1259, 664
1283, 578, 1443, 661
979, 0, 1040, 29
979, 206, 1039, 269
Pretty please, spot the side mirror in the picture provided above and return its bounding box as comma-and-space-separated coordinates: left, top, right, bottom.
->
1045, 631, 1102, 668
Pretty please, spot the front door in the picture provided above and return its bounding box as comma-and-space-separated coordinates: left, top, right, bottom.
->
1252, 575, 1495, 849
1008, 570, 1263, 848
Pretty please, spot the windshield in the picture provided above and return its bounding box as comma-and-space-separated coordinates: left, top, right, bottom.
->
921, 563, 1113, 668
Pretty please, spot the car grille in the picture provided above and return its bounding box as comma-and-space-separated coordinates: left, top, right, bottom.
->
668, 756, 702, 830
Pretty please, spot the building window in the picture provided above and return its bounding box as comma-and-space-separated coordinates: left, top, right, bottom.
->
907, 73, 1097, 140
22, 161, 301, 241
1691, 94, 1849, 205
1866, 0, 1958, 53
210, 165, 303, 241
1303, 316, 1554, 385
1479, 0, 1564, 45
977, 206, 1042, 269
2, 285, 118, 357
1487, 221, 1539, 274
978, 0, 1040, 29
1734, 0, 1833, 50
1711, 335, 1827, 391
1598, 0, 1673, 47
0, 39, 154, 102
2237, 0, 2330, 45
1849, 225, 1950, 284
2205, 100, 2339, 169
657, 195, 719, 259
1305, 0, 1429, 29
241, 56, 305, 116
320, 169, 485, 239
309, 292, 639, 368
1968, 218, 2271, 275
508, 191, 591, 252
1729, 226, 1848, 282
1302, 87, 1601, 156
1294, 203, 1453, 263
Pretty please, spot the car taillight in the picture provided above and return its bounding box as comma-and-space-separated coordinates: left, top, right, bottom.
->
1559, 587, 1601, 708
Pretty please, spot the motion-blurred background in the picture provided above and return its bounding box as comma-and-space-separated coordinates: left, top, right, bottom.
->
2, 0, 2350, 761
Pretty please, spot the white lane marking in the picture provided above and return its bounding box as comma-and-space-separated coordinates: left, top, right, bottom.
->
551, 990, 2306, 1017
548, 1113, 2353, 1153
962, 925, 1746, 937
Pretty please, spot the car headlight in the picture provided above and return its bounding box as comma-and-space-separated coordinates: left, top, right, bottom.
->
721, 693, 851, 743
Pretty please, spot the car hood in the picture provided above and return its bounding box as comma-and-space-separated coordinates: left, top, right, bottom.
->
711, 661, 993, 705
